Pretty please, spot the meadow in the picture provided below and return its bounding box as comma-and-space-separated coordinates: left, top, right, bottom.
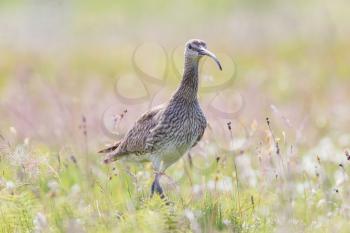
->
1, 0, 350, 232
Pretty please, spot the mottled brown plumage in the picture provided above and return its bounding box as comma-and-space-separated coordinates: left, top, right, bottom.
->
100, 39, 222, 196
114, 105, 164, 156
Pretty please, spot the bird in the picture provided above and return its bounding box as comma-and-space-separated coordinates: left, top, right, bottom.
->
100, 39, 222, 197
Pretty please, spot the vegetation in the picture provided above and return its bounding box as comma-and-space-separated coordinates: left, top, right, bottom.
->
1, 0, 350, 232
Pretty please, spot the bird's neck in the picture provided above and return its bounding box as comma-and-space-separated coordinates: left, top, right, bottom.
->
173, 56, 199, 102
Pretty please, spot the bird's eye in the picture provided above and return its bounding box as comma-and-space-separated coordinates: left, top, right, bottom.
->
188, 44, 192, 50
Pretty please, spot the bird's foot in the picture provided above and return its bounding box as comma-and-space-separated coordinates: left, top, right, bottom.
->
151, 173, 165, 199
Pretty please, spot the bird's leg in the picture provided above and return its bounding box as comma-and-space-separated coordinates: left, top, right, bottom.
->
151, 173, 165, 199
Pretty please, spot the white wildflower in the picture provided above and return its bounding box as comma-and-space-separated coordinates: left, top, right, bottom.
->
184, 209, 201, 233
192, 184, 202, 194
70, 184, 80, 196
24, 138, 30, 145
305, 138, 345, 165
33, 212, 48, 233
9, 126, 17, 135
207, 180, 215, 190
6, 181, 15, 191
235, 155, 257, 187
334, 170, 348, 186
296, 182, 310, 194
48, 180, 59, 193
230, 138, 246, 151
217, 176, 233, 192
317, 199, 326, 208
184, 209, 195, 220
223, 219, 231, 225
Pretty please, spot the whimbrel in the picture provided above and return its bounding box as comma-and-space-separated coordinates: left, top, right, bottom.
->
100, 39, 222, 196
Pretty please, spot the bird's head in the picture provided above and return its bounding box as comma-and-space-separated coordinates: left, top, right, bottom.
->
185, 39, 222, 70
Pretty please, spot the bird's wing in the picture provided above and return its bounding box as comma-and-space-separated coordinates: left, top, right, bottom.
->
145, 107, 208, 151
191, 127, 206, 148
103, 105, 165, 163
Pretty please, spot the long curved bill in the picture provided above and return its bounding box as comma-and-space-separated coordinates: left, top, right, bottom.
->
199, 48, 222, 70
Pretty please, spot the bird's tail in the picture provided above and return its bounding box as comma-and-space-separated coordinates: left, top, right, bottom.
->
98, 141, 121, 154
98, 141, 123, 163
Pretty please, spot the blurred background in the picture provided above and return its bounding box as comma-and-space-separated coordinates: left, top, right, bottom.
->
1, 0, 350, 232
1, 0, 350, 152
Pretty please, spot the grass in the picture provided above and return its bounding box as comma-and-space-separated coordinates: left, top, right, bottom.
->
1, 0, 350, 232
1, 117, 350, 232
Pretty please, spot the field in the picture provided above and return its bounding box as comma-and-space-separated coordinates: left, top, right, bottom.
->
1, 0, 350, 232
